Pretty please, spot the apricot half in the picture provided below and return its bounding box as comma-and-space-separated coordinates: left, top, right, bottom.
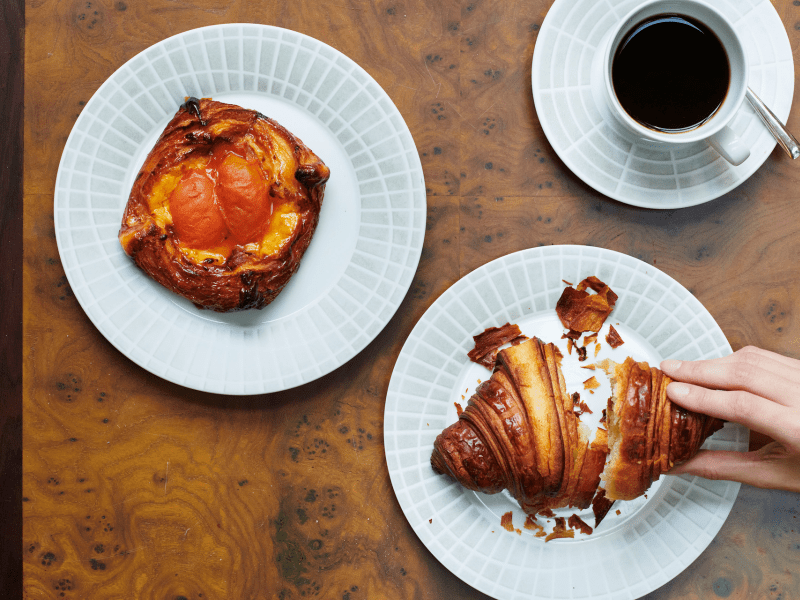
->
216, 153, 272, 245
169, 169, 228, 249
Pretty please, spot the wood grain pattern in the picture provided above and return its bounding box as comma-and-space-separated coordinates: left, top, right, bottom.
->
22, 0, 800, 599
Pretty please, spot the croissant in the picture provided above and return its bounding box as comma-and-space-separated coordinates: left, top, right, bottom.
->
431, 338, 606, 515
119, 97, 330, 312
601, 357, 724, 500
431, 340, 724, 517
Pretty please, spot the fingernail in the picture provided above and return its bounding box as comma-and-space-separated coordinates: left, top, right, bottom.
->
668, 382, 690, 399
661, 359, 682, 372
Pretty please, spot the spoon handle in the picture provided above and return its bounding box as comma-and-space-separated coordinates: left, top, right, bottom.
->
746, 87, 800, 160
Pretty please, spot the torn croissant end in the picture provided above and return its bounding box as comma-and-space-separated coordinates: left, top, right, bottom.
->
599, 357, 724, 501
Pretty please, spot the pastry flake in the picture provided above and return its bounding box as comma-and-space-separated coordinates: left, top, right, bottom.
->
467, 323, 528, 369
556, 276, 618, 333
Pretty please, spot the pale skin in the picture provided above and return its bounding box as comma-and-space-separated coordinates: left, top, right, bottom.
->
660, 346, 800, 492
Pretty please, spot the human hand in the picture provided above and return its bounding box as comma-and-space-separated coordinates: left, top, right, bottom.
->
660, 346, 800, 492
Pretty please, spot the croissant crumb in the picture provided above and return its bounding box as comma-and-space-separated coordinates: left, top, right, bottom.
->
606, 324, 625, 348
568, 513, 593, 535
591, 488, 615, 528
544, 517, 574, 542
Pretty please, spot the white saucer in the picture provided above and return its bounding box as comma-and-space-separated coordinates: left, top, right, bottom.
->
532, 0, 794, 209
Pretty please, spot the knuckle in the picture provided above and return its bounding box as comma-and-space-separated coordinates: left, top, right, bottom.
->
725, 391, 753, 424
697, 463, 722, 481
680, 454, 720, 481
676, 359, 704, 380
688, 383, 710, 406
729, 362, 760, 389
681, 383, 713, 413
737, 347, 765, 368
737, 345, 763, 358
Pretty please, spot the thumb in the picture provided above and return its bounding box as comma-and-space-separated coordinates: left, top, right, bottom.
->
667, 444, 800, 493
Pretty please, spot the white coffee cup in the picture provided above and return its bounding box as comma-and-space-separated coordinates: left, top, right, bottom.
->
592, 0, 749, 165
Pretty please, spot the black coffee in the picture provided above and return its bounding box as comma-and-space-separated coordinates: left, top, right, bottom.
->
612, 14, 729, 133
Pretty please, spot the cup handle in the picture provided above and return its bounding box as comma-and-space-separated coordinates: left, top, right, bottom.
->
708, 126, 749, 166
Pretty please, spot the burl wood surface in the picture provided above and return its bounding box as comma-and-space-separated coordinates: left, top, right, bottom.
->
22, 0, 800, 599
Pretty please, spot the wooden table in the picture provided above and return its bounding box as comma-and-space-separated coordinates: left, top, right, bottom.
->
20, 0, 800, 598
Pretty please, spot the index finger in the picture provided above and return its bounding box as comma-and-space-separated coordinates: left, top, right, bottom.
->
666, 381, 800, 446
719, 346, 800, 385
661, 352, 800, 408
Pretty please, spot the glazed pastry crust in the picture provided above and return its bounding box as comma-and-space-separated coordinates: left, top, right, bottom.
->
118, 97, 330, 312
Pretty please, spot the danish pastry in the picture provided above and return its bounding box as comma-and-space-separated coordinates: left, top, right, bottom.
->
119, 97, 330, 312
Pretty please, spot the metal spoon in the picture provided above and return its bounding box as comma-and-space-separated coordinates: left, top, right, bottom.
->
745, 87, 800, 159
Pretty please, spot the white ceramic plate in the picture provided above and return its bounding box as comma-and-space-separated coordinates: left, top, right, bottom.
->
532, 0, 794, 208
385, 245, 749, 600
54, 24, 426, 394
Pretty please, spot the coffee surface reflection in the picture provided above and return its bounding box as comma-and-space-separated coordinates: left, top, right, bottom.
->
612, 14, 730, 133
